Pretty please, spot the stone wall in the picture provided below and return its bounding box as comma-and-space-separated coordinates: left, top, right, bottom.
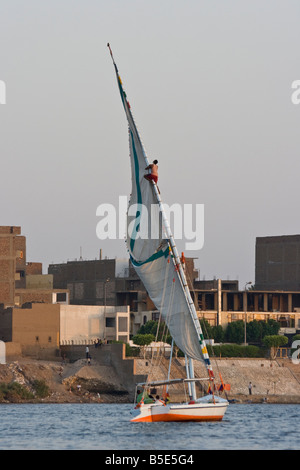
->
61, 342, 147, 393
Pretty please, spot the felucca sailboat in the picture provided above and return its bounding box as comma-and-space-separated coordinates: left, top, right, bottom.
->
108, 44, 228, 422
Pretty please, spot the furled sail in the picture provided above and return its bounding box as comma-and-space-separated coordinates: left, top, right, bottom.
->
108, 44, 212, 367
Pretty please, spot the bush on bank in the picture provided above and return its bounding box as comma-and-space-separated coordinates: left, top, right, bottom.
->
128, 319, 284, 358
0, 382, 34, 401
0, 379, 50, 402
207, 344, 263, 358
32, 379, 50, 398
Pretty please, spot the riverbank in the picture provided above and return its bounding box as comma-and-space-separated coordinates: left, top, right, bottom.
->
0, 356, 300, 404
134, 356, 300, 404
0, 358, 130, 404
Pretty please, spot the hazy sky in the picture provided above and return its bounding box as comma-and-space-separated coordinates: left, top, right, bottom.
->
1, 1, 300, 288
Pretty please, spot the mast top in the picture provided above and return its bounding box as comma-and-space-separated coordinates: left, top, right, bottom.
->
107, 43, 117, 68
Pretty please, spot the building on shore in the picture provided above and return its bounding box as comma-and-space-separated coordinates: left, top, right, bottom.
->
2, 226, 300, 359
255, 234, 300, 291
0, 302, 130, 360
48, 256, 153, 335
0, 226, 69, 307
48, 254, 300, 336
0, 227, 131, 360
191, 279, 300, 335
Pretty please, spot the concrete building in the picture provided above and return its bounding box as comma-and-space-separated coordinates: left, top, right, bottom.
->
0, 226, 69, 308
48, 250, 300, 337
48, 255, 204, 335
191, 279, 300, 335
49, 257, 154, 335
48, 256, 240, 334
50, 256, 153, 311
59, 304, 130, 345
0, 303, 130, 359
0, 226, 24, 306
255, 235, 300, 291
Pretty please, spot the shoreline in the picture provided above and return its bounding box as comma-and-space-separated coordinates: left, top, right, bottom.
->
1, 395, 300, 405
1, 357, 300, 405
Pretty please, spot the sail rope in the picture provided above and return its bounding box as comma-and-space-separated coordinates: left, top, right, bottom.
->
146, 260, 176, 384
184, 268, 228, 396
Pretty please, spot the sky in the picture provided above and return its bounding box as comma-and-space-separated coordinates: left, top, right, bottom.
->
1, 0, 300, 288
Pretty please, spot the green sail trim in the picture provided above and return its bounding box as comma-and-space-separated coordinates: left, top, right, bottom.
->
129, 128, 143, 253
130, 245, 170, 267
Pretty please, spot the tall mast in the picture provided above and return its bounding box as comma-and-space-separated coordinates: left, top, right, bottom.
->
107, 43, 214, 381
150, 177, 214, 381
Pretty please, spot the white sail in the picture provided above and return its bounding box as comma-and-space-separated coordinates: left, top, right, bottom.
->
108, 44, 213, 372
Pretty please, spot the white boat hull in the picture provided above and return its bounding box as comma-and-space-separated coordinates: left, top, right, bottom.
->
130, 396, 228, 423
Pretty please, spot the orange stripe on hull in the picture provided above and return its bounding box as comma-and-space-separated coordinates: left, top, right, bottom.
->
131, 414, 224, 423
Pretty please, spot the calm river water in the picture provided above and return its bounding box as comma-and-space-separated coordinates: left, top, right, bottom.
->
0, 403, 299, 451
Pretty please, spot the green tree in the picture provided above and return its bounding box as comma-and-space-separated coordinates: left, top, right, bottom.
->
138, 320, 171, 343
225, 320, 245, 344
246, 320, 263, 343
262, 335, 288, 359
262, 319, 280, 337
132, 333, 155, 358
199, 319, 225, 343
199, 319, 213, 339
211, 325, 225, 343
138, 320, 157, 336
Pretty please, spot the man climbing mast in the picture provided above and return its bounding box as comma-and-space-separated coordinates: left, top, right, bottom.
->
144, 159, 158, 183
144, 159, 160, 193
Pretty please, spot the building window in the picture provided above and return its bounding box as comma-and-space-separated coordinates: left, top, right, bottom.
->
56, 293, 67, 302
106, 317, 116, 328
118, 317, 128, 332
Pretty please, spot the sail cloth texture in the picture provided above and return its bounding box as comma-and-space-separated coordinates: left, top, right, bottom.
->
112, 58, 205, 362
113, 62, 163, 262
131, 250, 206, 362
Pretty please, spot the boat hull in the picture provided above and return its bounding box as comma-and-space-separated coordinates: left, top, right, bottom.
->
130, 398, 228, 423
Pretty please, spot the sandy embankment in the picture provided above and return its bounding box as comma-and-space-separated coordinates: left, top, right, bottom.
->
0, 359, 131, 403
0, 356, 300, 404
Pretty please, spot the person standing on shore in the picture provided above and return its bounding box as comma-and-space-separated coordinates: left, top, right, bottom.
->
248, 382, 253, 395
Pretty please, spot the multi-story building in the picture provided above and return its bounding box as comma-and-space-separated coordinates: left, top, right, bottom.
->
255, 234, 300, 291
192, 279, 300, 333
0, 226, 25, 306
0, 302, 130, 360
0, 228, 130, 359
49, 253, 300, 336
0, 226, 69, 308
